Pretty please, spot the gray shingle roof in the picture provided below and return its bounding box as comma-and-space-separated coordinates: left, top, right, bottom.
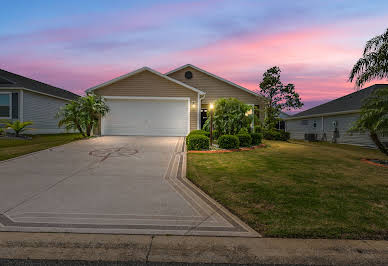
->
0, 69, 79, 100
291, 84, 388, 118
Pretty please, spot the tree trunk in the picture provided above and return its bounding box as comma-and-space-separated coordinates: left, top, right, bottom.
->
370, 131, 388, 156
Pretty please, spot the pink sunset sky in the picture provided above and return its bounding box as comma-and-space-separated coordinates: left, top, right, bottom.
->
1, 0, 387, 113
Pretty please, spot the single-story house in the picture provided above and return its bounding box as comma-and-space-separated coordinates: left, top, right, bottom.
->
0, 69, 79, 134
87, 64, 267, 136
285, 84, 388, 147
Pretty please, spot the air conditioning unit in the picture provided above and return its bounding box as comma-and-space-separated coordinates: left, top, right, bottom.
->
304, 133, 318, 142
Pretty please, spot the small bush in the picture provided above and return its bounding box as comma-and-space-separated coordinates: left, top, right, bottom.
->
189, 130, 209, 137
187, 134, 210, 150
236, 133, 252, 147
280, 131, 290, 141
250, 132, 263, 145
238, 127, 249, 134
218, 135, 239, 149
263, 129, 290, 141
254, 125, 262, 133
211, 129, 220, 140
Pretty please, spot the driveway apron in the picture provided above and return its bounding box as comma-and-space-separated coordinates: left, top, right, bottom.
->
0, 136, 257, 237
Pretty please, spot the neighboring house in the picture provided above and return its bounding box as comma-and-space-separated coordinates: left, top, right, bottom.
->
285, 84, 388, 147
87, 64, 267, 136
276, 111, 290, 130
0, 69, 79, 134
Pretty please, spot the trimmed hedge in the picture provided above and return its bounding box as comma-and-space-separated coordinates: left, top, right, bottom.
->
186, 134, 210, 150
218, 135, 239, 149
236, 133, 252, 147
263, 129, 290, 141
250, 132, 263, 145
189, 130, 209, 137
254, 125, 262, 133
238, 127, 249, 134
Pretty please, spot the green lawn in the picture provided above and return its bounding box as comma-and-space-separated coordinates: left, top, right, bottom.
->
187, 140, 388, 239
0, 134, 84, 161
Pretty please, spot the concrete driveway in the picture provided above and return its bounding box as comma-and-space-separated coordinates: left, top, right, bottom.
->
0, 136, 257, 236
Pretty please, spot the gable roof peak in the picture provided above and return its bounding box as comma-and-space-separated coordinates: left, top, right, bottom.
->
166, 64, 264, 99
86, 66, 205, 95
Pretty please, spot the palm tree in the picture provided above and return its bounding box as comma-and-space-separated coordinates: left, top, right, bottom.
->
349, 28, 388, 87
5, 120, 33, 137
79, 94, 110, 137
57, 94, 109, 137
57, 100, 86, 136
350, 87, 388, 156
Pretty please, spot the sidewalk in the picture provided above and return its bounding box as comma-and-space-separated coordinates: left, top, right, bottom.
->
0, 232, 387, 265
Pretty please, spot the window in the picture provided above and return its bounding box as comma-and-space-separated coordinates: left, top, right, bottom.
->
0, 93, 11, 118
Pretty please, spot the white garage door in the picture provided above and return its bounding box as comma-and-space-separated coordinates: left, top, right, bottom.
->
102, 98, 189, 136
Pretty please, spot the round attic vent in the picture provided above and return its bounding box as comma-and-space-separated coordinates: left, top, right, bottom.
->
185, 71, 193, 79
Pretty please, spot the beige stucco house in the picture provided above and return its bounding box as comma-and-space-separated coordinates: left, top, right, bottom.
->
87, 64, 266, 136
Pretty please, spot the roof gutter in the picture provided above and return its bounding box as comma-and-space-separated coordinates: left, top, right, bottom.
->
284, 109, 361, 120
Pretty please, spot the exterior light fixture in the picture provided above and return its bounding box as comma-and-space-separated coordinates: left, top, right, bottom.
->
209, 103, 214, 146
192, 101, 195, 108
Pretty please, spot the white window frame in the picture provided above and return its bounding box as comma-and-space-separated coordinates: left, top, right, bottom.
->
0, 92, 12, 119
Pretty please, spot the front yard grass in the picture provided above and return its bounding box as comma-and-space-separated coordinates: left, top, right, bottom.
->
187, 140, 388, 239
0, 134, 83, 161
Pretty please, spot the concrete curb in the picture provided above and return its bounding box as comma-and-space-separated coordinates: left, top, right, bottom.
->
0, 232, 387, 264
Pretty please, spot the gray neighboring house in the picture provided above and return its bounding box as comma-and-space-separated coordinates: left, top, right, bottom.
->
285, 84, 388, 147
0, 69, 79, 134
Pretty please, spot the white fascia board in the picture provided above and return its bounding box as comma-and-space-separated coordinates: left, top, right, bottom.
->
165, 64, 265, 99
284, 109, 361, 120
86, 66, 205, 95
103, 96, 190, 101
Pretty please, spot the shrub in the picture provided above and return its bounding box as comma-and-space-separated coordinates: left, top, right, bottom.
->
238, 127, 249, 134
211, 129, 220, 140
250, 132, 263, 145
218, 135, 239, 149
5, 120, 33, 137
189, 129, 209, 137
254, 125, 262, 133
186, 134, 210, 150
263, 129, 290, 141
280, 131, 290, 141
236, 133, 252, 147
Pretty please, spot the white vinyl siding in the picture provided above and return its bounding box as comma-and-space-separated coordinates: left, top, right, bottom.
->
23, 90, 70, 134
286, 113, 388, 148
102, 98, 189, 136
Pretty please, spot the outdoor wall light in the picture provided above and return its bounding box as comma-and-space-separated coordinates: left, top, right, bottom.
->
209, 103, 214, 109
192, 101, 195, 108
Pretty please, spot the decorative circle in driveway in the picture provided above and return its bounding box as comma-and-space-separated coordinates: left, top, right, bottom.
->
89, 147, 138, 161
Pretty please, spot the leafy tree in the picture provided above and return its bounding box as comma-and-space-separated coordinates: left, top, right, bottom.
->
203, 98, 252, 135
349, 28, 388, 87
349, 87, 388, 156
57, 93, 109, 137
5, 120, 33, 137
258, 66, 303, 129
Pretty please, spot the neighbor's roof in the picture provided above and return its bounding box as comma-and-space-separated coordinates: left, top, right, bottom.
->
166, 64, 265, 99
0, 69, 79, 100
289, 84, 388, 119
87, 66, 205, 95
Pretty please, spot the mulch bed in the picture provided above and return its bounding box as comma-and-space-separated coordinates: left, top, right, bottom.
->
188, 144, 266, 153
361, 158, 388, 169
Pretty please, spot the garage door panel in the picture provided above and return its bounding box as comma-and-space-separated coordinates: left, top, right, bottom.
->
102, 99, 189, 136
